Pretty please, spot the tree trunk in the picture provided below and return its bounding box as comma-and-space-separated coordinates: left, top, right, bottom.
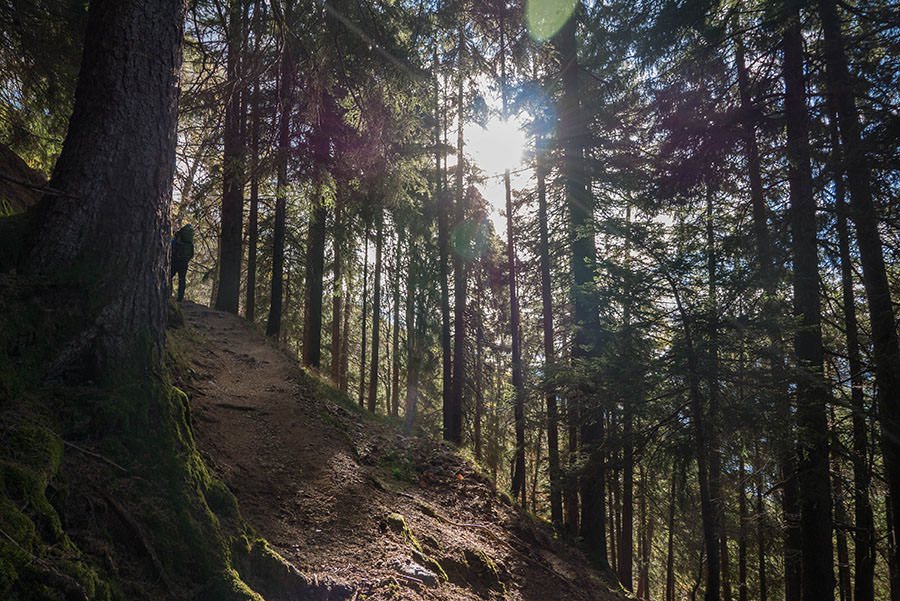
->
566, 402, 579, 538
302, 200, 327, 368
536, 124, 562, 530
816, 2, 900, 588
832, 454, 851, 601
665, 464, 677, 601
553, 7, 609, 571
266, 40, 291, 339
621, 201, 635, 588
682, 301, 718, 601
620, 439, 632, 590
610, 465, 619, 575
889, 495, 900, 601
391, 231, 401, 418
735, 36, 802, 601
637, 466, 652, 600
245, 68, 260, 322
330, 199, 343, 383
214, 0, 243, 315
340, 256, 352, 392
531, 412, 543, 513
367, 213, 384, 413
358, 224, 369, 406
705, 190, 723, 601
447, 23, 468, 447
438, 80, 453, 444
474, 272, 484, 460
497, 14, 525, 507
782, 8, 835, 599
738, 452, 748, 601
755, 443, 768, 601
403, 242, 420, 434
24, 0, 185, 381
829, 108, 875, 601
303, 103, 330, 368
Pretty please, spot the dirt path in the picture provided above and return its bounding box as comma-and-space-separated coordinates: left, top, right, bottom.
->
177, 302, 621, 601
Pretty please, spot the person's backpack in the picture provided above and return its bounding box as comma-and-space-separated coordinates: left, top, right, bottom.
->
172, 224, 194, 264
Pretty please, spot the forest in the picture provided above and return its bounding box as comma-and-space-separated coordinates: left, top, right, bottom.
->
1, 0, 899, 600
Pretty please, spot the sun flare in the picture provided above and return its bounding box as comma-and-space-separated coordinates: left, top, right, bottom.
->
466, 117, 528, 178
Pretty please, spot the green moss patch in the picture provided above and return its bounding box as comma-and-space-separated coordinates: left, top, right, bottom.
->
385, 512, 423, 554
0, 423, 110, 601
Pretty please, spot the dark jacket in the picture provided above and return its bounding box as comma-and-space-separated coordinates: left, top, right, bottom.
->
172, 224, 194, 267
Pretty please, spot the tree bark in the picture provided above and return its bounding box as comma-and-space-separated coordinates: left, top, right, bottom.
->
340, 256, 352, 392
755, 443, 768, 601
705, 189, 722, 601
358, 223, 369, 406
665, 462, 677, 601
827, 91, 875, 601
782, 8, 835, 599
403, 244, 420, 434
679, 293, 718, 601
536, 123, 562, 530
437, 69, 453, 444
736, 35, 801, 601
447, 23, 467, 447
266, 39, 291, 339
816, 1, 900, 585
501, 20, 525, 506
620, 203, 635, 590
474, 271, 484, 460
245, 42, 260, 322
391, 231, 401, 418
367, 213, 384, 412
553, 7, 609, 571
24, 0, 185, 381
302, 108, 329, 368
214, 0, 244, 315
330, 199, 343, 383
738, 452, 748, 601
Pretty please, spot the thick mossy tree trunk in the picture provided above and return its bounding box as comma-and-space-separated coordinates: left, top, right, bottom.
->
7, 2, 333, 600
23, 0, 184, 381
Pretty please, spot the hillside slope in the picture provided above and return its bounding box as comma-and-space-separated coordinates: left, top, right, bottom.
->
173, 302, 623, 601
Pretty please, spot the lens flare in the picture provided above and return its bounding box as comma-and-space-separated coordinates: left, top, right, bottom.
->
450, 218, 490, 259
525, 0, 577, 41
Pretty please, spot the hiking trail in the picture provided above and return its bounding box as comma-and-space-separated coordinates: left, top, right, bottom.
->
175, 301, 622, 601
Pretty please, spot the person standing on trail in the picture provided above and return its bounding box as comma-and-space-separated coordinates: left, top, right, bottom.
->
171, 223, 194, 301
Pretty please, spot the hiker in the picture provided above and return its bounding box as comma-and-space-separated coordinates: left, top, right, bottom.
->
171, 224, 194, 301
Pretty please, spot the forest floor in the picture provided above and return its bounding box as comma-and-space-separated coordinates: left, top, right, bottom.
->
173, 301, 624, 601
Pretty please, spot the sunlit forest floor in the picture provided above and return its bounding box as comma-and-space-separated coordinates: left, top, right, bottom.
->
175, 302, 620, 601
